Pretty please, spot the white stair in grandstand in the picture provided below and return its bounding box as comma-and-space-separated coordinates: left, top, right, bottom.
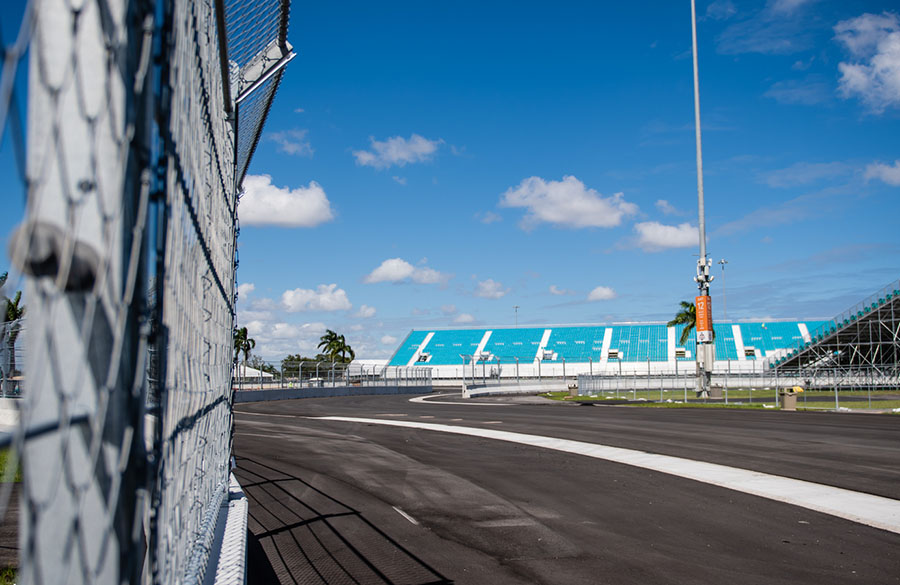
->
408, 331, 435, 366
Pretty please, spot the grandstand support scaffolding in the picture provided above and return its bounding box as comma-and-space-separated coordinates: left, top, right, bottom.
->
767, 278, 900, 392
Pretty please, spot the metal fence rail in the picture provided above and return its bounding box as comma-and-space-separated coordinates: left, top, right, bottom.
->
233, 361, 433, 391
578, 365, 900, 407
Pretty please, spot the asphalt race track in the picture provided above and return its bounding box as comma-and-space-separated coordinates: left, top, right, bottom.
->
234, 394, 900, 585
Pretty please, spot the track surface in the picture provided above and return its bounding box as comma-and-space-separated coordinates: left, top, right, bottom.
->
234, 394, 900, 584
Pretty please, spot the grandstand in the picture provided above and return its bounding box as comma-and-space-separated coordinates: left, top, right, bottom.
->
389, 319, 827, 380
766, 279, 900, 390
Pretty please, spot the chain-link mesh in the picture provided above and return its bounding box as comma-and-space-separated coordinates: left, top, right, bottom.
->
0, 0, 292, 582
227, 0, 292, 184
152, 0, 238, 582
235, 72, 282, 185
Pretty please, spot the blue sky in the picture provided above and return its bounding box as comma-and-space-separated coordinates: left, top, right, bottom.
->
3, 0, 900, 360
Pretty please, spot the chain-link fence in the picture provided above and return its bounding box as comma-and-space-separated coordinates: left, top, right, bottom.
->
0, 0, 292, 582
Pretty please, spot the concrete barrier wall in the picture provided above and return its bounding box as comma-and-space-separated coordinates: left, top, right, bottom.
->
462, 381, 570, 398
234, 385, 431, 403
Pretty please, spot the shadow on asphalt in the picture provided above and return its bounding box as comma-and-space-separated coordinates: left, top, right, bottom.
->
235, 455, 453, 585
0, 483, 18, 572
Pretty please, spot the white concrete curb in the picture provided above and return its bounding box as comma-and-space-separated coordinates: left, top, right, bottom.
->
204, 473, 249, 585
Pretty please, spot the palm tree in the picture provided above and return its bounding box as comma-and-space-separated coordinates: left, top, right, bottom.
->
234, 326, 255, 362
233, 326, 255, 384
1, 272, 25, 395
667, 301, 696, 346
317, 329, 339, 360
338, 336, 356, 363
317, 330, 355, 363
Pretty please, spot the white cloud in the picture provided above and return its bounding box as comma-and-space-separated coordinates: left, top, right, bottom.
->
834, 12, 898, 57
792, 56, 815, 70
549, 285, 575, 296
705, 0, 737, 20
716, 0, 819, 55
864, 160, 900, 185
440, 304, 457, 315
655, 199, 680, 215
267, 128, 313, 157
392, 176, 408, 185
281, 284, 352, 312
355, 304, 377, 318
244, 320, 266, 337
770, 0, 818, 16
363, 258, 449, 284
353, 134, 443, 169
634, 221, 698, 252
834, 12, 900, 113
762, 162, 850, 187
475, 279, 509, 299
764, 78, 831, 105
232, 318, 331, 360
237, 283, 255, 299
270, 322, 304, 339
499, 176, 638, 230
587, 286, 616, 301
239, 174, 334, 227
475, 211, 503, 224
454, 313, 476, 324
381, 335, 398, 345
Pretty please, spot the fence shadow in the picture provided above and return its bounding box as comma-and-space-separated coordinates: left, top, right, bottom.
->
234, 455, 453, 585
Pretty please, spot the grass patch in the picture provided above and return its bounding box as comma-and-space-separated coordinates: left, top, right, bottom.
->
799, 399, 900, 411
627, 401, 772, 410
0, 448, 22, 483
0, 567, 15, 585
541, 391, 900, 412
540, 392, 776, 408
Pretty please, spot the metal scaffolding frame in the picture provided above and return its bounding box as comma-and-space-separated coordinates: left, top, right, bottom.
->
768, 278, 900, 391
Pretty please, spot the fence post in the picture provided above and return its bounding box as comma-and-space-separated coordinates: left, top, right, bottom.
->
725, 359, 729, 405
775, 365, 780, 408
834, 367, 839, 410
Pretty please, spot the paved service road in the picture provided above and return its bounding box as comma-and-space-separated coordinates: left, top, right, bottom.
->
234, 394, 900, 585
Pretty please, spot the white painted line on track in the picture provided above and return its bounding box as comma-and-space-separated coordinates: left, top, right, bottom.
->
409, 393, 510, 406
311, 416, 900, 536
475, 518, 537, 528
236, 412, 297, 418
392, 506, 420, 526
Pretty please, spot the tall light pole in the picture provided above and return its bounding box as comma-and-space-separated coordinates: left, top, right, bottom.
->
691, 0, 714, 397
718, 259, 728, 320
513, 305, 520, 328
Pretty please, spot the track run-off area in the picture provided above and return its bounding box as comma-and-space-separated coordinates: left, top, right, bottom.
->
234, 393, 900, 585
